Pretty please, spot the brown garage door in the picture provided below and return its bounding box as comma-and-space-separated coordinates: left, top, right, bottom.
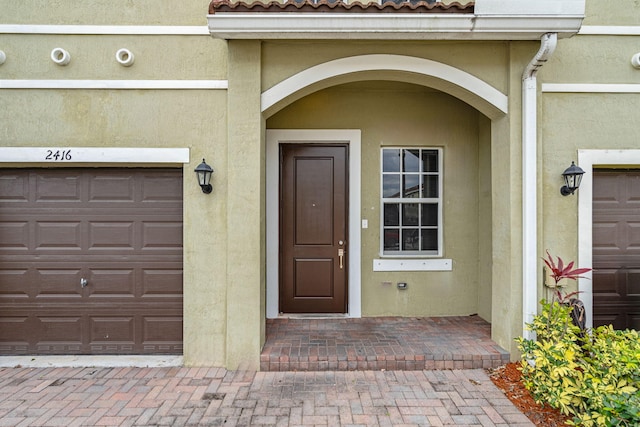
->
0, 168, 183, 354
593, 169, 640, 330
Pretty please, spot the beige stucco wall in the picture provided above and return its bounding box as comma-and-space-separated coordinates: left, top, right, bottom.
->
2, 0, 212, 25
583, 0, 640, 26
262, 41, 510, 97
0, 35, 225, 80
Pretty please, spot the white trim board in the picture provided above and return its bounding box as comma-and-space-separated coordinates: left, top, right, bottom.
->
373, 259, 452, 272
0, 147, 190, 164
0, 80, 228, 90
577, 149, 640, 329
542, 84, 640, 93
266, 129, 362, 318
0, 25, 209, 35
579, 26, 640, 36
208, 10, 584, 40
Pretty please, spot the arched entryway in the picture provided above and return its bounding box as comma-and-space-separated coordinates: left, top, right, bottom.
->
262, 55, 507, 348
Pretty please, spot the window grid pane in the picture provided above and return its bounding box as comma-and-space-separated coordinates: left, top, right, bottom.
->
381, 147, 441, 256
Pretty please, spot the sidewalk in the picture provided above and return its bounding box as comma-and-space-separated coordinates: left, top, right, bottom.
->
0, 365, 534, 426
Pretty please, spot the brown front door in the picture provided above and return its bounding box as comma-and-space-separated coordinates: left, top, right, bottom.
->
593, 169, 640, 330
280, 144, 348, 313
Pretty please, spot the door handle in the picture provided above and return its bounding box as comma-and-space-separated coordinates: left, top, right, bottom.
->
338, 248, 345, 269
80, 278, 88, 288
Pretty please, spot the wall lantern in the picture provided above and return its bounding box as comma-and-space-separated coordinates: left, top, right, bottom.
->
194, 158, 213, 194
560, 161, 585, 196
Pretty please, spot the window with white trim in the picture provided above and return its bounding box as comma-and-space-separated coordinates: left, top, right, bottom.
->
381, 148, 442, 256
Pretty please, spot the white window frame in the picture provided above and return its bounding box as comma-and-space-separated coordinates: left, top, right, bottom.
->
379, 147, 443, 258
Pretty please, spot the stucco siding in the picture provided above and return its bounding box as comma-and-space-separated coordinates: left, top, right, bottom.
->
261, 41, 510, 96
0, 34, 226, 80
543, 36, 640, 84
2, 0, 212, 25
584, 0, 640, 26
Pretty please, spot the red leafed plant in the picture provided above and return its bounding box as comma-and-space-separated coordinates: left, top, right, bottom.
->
542, 250, 591, 303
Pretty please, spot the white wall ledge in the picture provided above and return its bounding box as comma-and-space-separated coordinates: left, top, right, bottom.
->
0, 80, 228, 90
542, 83, 640, 93
373, 259, 452, 272
0, 25, 208, 35
0, 147, 190, 164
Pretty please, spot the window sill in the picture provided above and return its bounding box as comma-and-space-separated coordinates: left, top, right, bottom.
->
373, 258, 452, 272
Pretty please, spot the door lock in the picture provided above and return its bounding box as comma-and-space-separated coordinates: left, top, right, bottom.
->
80, 278, 88, 288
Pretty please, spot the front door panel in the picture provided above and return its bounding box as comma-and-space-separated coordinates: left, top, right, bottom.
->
280, 144, 348, 313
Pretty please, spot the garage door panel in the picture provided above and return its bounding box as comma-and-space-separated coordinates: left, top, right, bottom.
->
36, 269, 83, 297
89, 175, 135, 201
142, 269, 183, 296
0, 168, 183, 355
35, 221, 82, 249
593, 313, 624, 329
592, 221, 619, 250
0, 317, 30, 342
141, 176, 183, 202
142, 222, 183, 250
88, 269, 135, 297
630, 314, 640, 330
90, 316, 135, 344
35, 173, 82, 202
627, 175, 640, 202
0, 222, 29, 250
88, 222, 135, 250
592, 269, 619, 296
624, 269, 640, 297
0, 269, 30, 298
0, 173, 29, 201
38, 316, 83, 344
628, 223, 640, 250
143, 316, 183, 344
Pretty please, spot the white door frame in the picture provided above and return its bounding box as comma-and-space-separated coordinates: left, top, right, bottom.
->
266, 129, 362, 318
577, 149, 640, 329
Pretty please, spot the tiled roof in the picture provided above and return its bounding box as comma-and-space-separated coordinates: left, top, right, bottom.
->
209, 0, 474, 14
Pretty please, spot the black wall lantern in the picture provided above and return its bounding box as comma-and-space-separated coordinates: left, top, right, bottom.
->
560, 161, 585, 196
194, 158, 213, 194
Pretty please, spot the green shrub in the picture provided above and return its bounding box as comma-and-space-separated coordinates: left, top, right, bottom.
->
517, 300, 585, 415
571, 326, 640, 427
517, 300, 640, 426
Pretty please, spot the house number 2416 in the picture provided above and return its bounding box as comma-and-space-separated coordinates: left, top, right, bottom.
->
45, 149, 72, 161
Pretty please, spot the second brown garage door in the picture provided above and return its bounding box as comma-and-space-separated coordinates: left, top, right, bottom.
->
0, 168, 183, 354
592, 169, 640, 330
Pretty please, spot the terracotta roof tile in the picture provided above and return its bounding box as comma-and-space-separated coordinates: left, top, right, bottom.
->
209, 0, 474, 14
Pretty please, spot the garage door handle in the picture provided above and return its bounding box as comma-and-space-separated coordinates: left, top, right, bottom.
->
80, 278, 88, 288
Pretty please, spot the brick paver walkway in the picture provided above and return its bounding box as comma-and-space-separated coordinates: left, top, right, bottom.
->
262, 317, 510, 371
0, 366, 533, 426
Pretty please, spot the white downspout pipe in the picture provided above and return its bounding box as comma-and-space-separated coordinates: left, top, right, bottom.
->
522, 33, 557, 340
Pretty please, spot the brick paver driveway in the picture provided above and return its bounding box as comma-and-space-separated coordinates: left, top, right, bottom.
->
0, 366, 533, 426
